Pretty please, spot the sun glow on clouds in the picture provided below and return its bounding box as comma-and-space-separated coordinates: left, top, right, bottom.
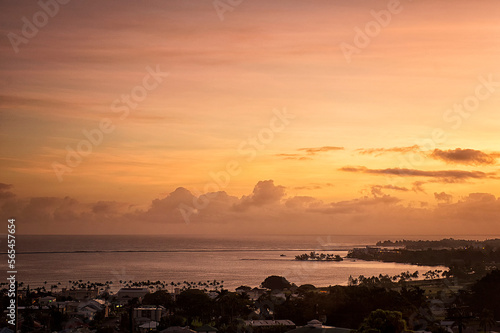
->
1, 0, 500, 234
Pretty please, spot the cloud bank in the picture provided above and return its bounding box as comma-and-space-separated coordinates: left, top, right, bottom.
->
2, 180, 500, 236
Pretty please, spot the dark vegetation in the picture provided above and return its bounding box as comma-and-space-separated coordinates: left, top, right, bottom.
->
375, 238, 500, 250
295, 251, 343, 261
348, 247, 500, 271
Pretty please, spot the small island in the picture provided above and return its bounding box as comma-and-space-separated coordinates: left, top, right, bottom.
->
295, 251, 343, 261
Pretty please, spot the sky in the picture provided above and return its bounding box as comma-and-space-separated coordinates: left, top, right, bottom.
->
1, 0, 500, 235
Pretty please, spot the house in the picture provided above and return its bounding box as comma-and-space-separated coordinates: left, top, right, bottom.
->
133, 305, 165, 322
246, 288, 267, 300
77, 305, 98, 321
285, 320, 352, 333
139, 320, 159, 333
439, 321, 454, 333
116, 287, 149, 301
77, 299, 106, 320
160, 326, 197, 333
244, 320, 296, 332
271, 292, 287, 300
62, 301, 80, 314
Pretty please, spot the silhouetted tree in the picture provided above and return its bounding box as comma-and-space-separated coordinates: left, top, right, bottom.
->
358, 309, 408, 333
479, 309, 496, 333
469, 270, 500, 318
261, 276, 291, 290
176, 289, 212, 324
142, 290, 173, 308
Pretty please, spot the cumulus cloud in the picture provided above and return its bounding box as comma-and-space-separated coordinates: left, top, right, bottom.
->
234, 180, 286, 211
340, 166, 496, 183
433, 193, 500, 225
307, 195, 401, 215
356, 145, 421, 156
141, 187, 204, 224
430, 148, 498, 166
285, 196, 323, 209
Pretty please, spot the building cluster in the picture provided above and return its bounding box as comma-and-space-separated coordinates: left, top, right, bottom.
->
2, 279, 498, 333
1, 285, 356, 333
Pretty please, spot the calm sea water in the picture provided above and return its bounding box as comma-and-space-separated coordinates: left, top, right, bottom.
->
0, 234, 468, 291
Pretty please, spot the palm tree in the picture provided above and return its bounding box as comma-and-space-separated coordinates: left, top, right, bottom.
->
479, 309, 495, 333
448, 306, 470, 333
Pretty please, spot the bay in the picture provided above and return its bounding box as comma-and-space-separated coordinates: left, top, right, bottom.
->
2, 234, 460, 291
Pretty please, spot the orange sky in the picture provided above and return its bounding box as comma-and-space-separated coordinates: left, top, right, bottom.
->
1, 0, 500, 235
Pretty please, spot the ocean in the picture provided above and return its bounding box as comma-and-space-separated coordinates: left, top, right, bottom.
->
2, 234, 459, 291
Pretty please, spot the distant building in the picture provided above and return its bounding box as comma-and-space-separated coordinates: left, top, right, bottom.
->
116, 287, 149, 301
208, 291, 219, 300
246, 288, 267, 300
38, 296, 56, 306
61, 288, 99, 301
